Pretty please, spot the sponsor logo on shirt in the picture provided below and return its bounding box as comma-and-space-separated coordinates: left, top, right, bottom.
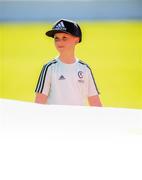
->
78, 79, 84, 83
59, 75, 66, 80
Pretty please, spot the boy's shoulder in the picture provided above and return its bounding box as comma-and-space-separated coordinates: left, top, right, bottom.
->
78, 59, 91, 70
43, 58, 58, 68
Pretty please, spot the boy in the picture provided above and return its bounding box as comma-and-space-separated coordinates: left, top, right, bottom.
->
35, 19, 102, 106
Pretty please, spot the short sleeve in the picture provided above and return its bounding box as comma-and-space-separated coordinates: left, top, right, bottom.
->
35, 64, 51, 96
87, 67, 100, 97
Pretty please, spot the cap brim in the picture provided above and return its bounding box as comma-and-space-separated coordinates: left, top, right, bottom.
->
45, 30, 71, 38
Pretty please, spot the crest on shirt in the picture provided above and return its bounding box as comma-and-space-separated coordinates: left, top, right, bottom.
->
78, 71, 83, 79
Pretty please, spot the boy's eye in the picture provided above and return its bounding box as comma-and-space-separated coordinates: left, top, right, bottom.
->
54, 36, 68, 42
63, 37, 68, 41
54, 37, 59, 41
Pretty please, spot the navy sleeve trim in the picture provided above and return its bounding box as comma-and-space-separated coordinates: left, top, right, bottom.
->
35, 60, 57, 93
88, 67, 100, 95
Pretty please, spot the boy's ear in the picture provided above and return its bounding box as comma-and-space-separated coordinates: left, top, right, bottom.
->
75, 37, 80, 44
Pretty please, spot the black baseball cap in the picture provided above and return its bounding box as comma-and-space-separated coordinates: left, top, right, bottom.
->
45, 19, 82, 43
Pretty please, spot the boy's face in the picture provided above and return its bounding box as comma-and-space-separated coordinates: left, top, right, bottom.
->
54, 32, 79, 53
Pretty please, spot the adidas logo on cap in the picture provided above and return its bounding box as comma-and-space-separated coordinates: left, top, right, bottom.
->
54, 21, 66, 31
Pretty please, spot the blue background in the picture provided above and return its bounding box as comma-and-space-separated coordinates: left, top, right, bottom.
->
0, 0, 142, 22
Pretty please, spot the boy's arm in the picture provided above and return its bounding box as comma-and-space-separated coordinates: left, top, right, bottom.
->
35, 93, 48, 104
88, 95, 102, 107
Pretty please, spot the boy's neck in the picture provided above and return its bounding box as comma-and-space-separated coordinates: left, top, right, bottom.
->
59, 52, 76, 64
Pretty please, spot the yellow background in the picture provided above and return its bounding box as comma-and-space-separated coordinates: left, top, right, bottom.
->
0, 21, 142, 109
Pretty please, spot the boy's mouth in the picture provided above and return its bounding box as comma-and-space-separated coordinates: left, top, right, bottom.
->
58, 45, 64, 48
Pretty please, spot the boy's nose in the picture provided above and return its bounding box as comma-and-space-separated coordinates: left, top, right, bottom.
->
56, 40, 64, 44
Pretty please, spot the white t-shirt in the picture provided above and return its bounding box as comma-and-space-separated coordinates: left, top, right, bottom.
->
35, 57, 100, 105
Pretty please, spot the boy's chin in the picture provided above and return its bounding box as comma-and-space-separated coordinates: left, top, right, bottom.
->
57, 48, 66, 53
